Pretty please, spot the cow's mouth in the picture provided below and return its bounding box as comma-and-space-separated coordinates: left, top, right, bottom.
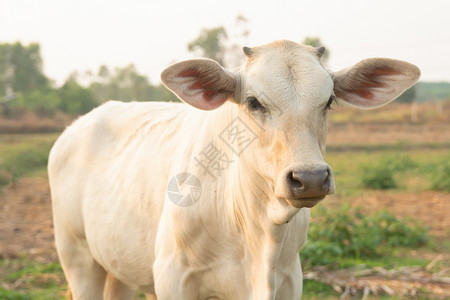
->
286, 196, 325, 208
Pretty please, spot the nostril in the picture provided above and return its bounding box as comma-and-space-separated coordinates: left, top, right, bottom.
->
322, 169, 331, 191
287, 172, 304, 189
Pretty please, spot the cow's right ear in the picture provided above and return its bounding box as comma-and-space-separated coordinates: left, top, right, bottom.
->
161, 59, 236, 110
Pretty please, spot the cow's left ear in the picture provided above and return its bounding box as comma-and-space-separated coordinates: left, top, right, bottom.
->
161, 59, 236, 110
333, 58, 420, 109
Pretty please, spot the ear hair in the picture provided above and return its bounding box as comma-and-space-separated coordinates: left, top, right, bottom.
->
161, 59, 236, 110
175, 64, 235, 101
333, 58, 420, 108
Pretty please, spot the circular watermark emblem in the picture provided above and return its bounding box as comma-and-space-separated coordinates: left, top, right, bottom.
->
167, 173, 202, 207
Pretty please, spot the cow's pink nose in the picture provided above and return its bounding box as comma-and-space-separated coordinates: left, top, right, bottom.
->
286, 165, 332, 199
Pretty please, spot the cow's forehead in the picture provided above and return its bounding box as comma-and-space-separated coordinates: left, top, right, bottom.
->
243, 40, 333, 109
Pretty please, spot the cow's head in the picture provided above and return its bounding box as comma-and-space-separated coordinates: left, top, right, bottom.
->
161, 40, 420, 222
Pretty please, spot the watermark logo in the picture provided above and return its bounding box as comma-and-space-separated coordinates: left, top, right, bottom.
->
167, 173, 202, 207
194, 142, 234, 180
219, 117, 258, 155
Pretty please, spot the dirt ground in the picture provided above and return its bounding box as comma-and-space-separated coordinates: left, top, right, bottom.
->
327, 122, 450, 146
0, 177, 57, 262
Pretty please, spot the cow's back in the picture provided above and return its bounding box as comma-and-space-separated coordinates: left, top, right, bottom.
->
49, 100, 192, 291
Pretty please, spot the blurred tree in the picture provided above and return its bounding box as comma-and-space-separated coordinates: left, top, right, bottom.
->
187, 16, 252, 68
0, 42, 59, 117
114, 64, 150, 100
89, 64, 178, 103
302, 37, 330, 63
224, 15, 250, 67
59, 77, 97, 115
98, 65, 110, 83
188, 26, 228, 66
90, 65, 110, 103
0, 42, 48, 96
415, 82, 450, 102
0, 41, 182, 118
12, 86, 60, 117
150, 84, 180, 102
396, 85, 417, 103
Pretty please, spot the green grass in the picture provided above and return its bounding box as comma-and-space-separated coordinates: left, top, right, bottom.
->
6, 262, 62, 282
0, 134, 57, 186
302, 279, 338, 299
0, 258, 66, 300
335, 248, 430, 270
301, 204, 428, 268
361, 160, 397, 189
0, 287, 31, 300
429, 157, 450, 191
326, 149, 450, 196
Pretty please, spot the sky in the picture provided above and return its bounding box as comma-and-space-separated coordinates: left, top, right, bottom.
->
1, 0, 450, 86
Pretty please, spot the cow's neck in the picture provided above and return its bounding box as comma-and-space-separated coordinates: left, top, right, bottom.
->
225, 155, 307, 298
184, 102, 309, 298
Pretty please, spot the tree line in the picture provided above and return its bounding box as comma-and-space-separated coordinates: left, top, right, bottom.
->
1, 22, 447, 119
0, 42, 178, 118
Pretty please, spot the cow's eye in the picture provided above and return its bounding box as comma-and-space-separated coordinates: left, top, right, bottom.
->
247, 96, 265, 112
326, 95, 336, 110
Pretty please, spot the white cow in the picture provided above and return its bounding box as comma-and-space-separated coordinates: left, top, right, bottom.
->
49, 40, 419, 300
